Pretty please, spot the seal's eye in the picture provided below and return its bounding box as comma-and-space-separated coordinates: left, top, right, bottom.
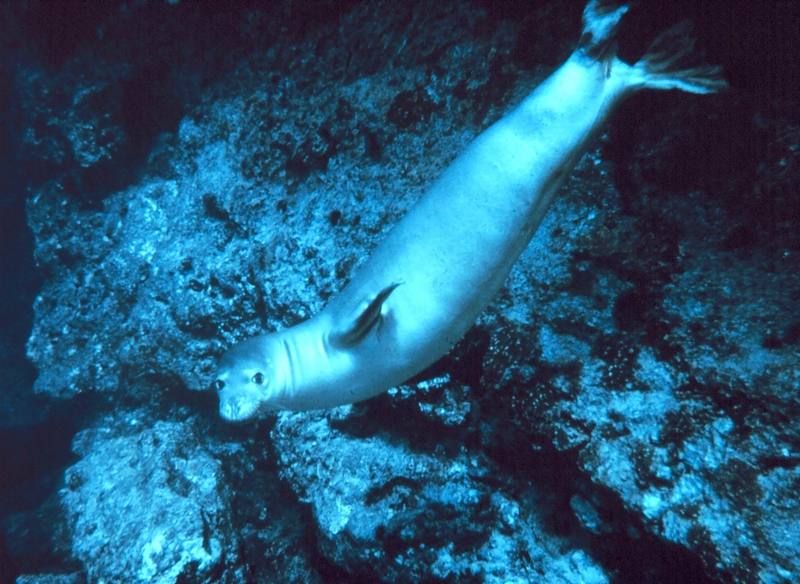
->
251, 372, 265, 385
213, 379, 225, 391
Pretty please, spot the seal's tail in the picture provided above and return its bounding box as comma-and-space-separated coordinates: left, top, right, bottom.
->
578, 0, 629, 60
580, 1, 728, 95
632, 21, 728, 94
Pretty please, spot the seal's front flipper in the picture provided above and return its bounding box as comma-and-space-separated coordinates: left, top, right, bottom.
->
331, 282, 401, 348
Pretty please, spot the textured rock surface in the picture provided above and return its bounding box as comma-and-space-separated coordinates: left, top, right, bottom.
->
60, 416, 237, 583
273, 407, 608, 583
475, 95, 800, 582
4, 0, 799, 582
14, 574, 83, 584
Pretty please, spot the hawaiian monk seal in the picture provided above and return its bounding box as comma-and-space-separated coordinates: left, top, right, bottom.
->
213, 0, 726, 420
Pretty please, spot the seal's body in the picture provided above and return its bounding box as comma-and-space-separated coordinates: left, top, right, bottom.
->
214, 1, 726, 419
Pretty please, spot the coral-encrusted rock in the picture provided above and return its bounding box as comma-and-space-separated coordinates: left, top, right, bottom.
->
271, 408, 609, 583
60, 416, 238, 583
14, 574, 83, 584
24, 0, 531, 402
480, 100, 800, 583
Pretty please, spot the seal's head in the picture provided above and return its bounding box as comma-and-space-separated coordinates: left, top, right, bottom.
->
213, 336, 287, 421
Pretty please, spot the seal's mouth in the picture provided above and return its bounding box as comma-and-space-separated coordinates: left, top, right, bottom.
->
219, 393, 279, 422
219, 396, 260, 423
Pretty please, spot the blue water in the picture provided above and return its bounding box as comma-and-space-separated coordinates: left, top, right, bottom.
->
1, 1, 798, 582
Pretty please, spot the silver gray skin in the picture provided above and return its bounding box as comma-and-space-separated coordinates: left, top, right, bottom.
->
214, 0, 726, 420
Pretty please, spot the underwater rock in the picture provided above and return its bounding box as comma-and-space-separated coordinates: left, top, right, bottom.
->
14, 574, 82, 584
386, 88, 438, 129
60, 416, 238, 583
9, 2, 251, 205
479, 105, 800, 582
22, 0, 518, 401
272, 408, 609, 583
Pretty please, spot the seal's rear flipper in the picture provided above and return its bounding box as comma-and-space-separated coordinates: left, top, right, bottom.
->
331, 283, 401, 348
632, 21, 728, 94
579, 1, 727, 95
578, 0, 629, 60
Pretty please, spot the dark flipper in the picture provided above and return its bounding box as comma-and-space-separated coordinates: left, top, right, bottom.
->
331, 282, 402, 348
578, 0, 629, 60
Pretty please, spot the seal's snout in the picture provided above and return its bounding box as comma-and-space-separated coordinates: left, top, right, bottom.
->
219, 395, 252, 422
220, 400, 239, 421
218, 389, 262, 422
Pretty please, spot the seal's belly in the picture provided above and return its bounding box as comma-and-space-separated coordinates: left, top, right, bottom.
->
328, 66, 611, 382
